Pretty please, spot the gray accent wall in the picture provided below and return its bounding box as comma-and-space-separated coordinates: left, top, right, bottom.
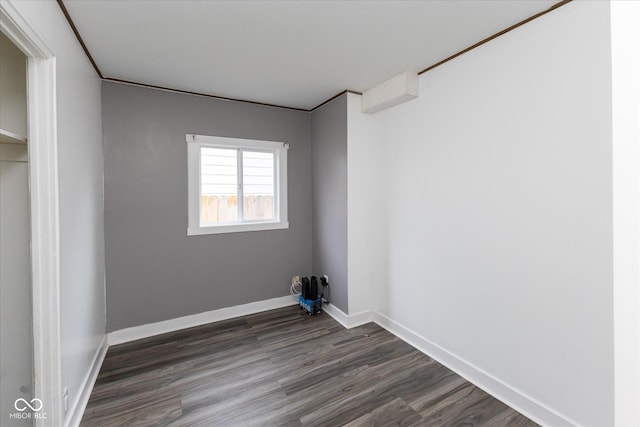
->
311, 94, 348, 313
102, 81, 312, 332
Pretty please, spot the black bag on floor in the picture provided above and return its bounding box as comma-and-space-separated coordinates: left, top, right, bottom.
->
301, 277, 310, 300
310, 276, 318, 300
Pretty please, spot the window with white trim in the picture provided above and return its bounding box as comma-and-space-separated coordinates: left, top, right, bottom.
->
186, 134, 288, 235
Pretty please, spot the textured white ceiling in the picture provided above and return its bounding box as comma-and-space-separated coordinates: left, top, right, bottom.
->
64, 0, 559, 110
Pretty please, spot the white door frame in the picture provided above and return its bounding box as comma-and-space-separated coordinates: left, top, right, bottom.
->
0, 3, 62, 427
611, 2, 640, 425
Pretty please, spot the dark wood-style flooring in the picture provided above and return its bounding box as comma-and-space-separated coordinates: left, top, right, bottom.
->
81, 306, 538, 427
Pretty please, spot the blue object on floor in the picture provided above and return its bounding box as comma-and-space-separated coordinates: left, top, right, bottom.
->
299, 294, 322, 315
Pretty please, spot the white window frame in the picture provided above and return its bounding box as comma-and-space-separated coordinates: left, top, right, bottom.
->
186, 134, 288, 235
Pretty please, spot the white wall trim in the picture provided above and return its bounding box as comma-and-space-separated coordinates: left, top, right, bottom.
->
321, 303, 372, 329
1, 3, 62, 427
27, 55, 62, 427
346, 310, 373, 328
64, 337, 108, 427
0, 0, 52, 58
108, 296, 296, 346
611, 2, 640, 425
371, 311, 580, 427
321, 303, 349, 328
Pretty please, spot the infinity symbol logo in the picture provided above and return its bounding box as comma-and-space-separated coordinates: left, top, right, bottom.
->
14, 398, 43, 412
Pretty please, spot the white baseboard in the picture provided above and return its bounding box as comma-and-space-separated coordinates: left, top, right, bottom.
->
108, 295, 297, 346
371, 311, 580, 427
64, 336, 108, 427
321, 303, 372, 329
321, 303, 349, 328
348, 310, 373, 328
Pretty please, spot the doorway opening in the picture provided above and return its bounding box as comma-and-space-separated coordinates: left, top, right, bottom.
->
1, 3, 62, 426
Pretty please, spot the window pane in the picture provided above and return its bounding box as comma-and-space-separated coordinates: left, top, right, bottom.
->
242, 151, 274, 221
201, 147, 237, 223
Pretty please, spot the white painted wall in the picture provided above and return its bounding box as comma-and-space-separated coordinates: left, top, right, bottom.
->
8, 1, 106, 426
347, 93, 386, 318
0, 32, 27, 139
0, 30, 31, 427
611, 2, 640, 426
0, 144, 32, 427
348, 2, 615, 426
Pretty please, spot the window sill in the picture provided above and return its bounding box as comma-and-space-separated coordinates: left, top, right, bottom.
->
187, 221, 289, 236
